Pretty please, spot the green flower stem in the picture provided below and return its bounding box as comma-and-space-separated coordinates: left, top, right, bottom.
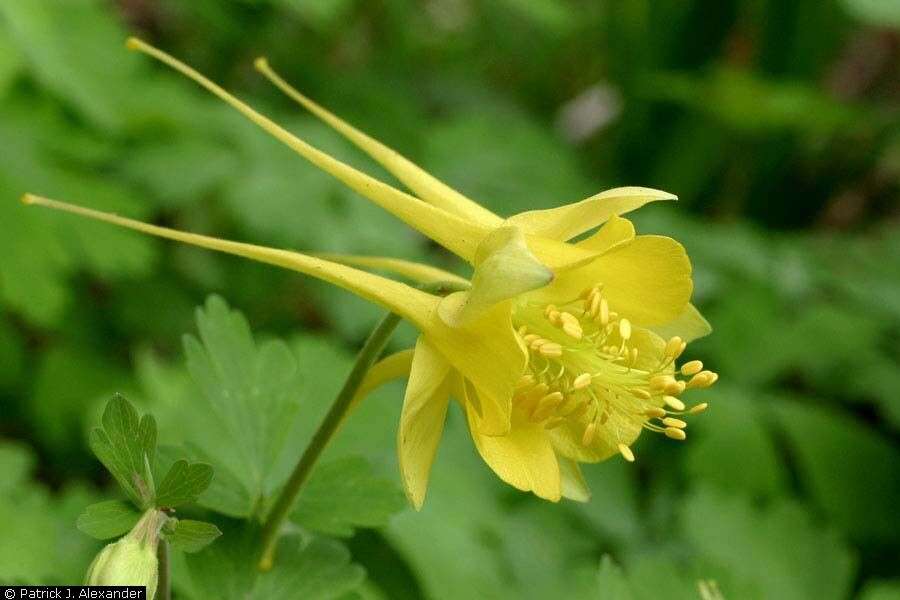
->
257, 310, 402, 571
257, 280, 466, 571
157, 538, 170, 600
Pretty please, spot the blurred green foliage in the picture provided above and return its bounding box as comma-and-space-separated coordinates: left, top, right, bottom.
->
1, 0, 898, 597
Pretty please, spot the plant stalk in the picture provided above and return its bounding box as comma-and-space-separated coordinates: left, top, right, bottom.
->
157, 538, 170, 600
257, 311, 402, 571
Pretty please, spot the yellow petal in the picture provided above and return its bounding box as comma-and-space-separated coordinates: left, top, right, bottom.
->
558, 458, 591, 502
652, 303, 712, 343
523, 234, 600, 272
126, 38, 487, 263
398, 337, 452, 510
507, 186, 676, 241
22, 194, 439, 328
315, 253, 469, 288
438, 226, 552, 327
254, 58, 502, 229
534, 234, 692, 327
465, 402, 561, 501
427, 300, 524, 436
349, 349, 414, 412
575, 215, 635, 253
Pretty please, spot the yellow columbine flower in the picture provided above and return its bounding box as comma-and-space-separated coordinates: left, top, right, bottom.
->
22, 38, 716, 508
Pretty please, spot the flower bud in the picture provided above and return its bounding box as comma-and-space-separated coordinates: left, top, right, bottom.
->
84, 509, 164, 598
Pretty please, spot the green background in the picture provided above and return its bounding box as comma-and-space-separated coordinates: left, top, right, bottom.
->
1, 0, 899, 598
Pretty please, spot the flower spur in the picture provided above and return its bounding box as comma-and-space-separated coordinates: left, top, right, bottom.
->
23, 38, 717, 508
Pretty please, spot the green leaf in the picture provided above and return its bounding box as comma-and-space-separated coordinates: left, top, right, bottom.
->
155, 460, 214, 509
840, 0, 900, 27
88, 394, 157, 508
423, 108, 593, 216
183, 295, 303, 517
596, 556, 632, 600
165, 519, 222, 554
0, 442, 103, 584
185, 520, 364, 599
291, 456, 405, 537
771, 399, 900, 544
681, 488, 856, 600
683, 386, 786, 498
76, 500, 141, 540
857, 581, 900, 600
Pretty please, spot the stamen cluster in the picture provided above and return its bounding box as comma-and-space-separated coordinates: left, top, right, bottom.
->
512, 284, 717, 462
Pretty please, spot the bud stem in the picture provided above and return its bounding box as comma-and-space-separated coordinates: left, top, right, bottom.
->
157, 538, 171, 600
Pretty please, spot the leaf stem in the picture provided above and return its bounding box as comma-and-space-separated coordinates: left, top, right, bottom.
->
157, 538, 171, 600
257, 311, 402, 571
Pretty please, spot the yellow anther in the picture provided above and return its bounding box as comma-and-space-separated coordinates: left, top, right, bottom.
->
581, 422, 597, 446
543, 304, 558, 317
562, 322, 583, 340
651, 375, 675, 390
663, 395, 686, 411
539, 342, 563, 357
588, 292, 601, 318
618, 443, 635, 462
599, 298, 610, 325
687, 371, 716, 389
517, 325, 528, 336
531, 392, 565, 420
630, 347, 639, 365
680, 360, 703, 376
572, 373, 592, 390
523, 333, 540, 344
632, 388, 651, 400
689, 403, 709, 414
645, 407, 666, 418
664, 380, 685, 396
530, 338, 547, 350
665, 336, 684, 358
559, 311, 579, 325
547, 310, 561, 325
662, 417, 687, 428
665, 427, 687, 440
619, 318, 632, 340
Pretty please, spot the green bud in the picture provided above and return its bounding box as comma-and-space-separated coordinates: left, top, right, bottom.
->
84, 509, 164, 598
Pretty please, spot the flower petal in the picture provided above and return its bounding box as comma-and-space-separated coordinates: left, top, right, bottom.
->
575, 215, 635, 252
126, 38, 487, 263
651, 303, 712, 343
254, 58, 502, 229
507, 186, 676, 241
349, 349, 415, 412
465, 402, 561, 501
438, 226, 552, 327
558, 458, 591, 502
315, 253, 470, 288
22, 194, 439, 328
398, 337, 452, 510
533, 234, 692, 327
427, 300, 524, 436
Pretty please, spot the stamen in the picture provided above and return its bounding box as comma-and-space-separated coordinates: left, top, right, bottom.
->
664, 427, 687, 440
663, 395, 686, 411
617, 443, 635, 462
662, 417, 687, 429
689, 403, 709, 414
680, 360, 703, 376
572, 373, 592, 390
